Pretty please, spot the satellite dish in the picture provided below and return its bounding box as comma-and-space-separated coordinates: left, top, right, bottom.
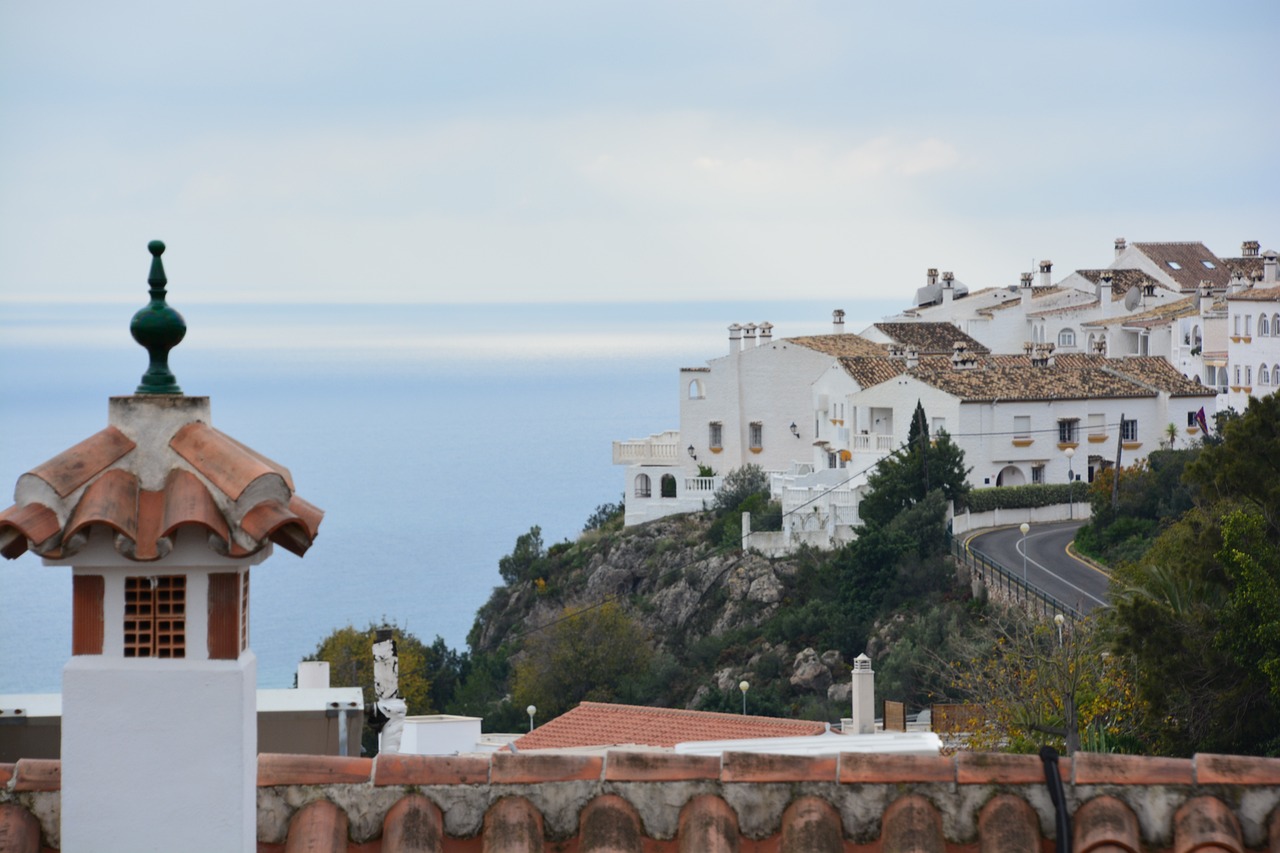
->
1123, 287, 1141, 311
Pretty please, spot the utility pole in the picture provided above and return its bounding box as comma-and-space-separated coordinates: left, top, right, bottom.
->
1111, 412, 1124, 511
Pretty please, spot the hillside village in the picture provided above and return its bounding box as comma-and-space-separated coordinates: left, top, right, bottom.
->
615, 238, 1278, 550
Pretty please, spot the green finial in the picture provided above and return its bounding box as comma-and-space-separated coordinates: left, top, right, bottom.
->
129, 240, 187, 395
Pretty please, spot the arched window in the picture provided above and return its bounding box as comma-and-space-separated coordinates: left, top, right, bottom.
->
1273, 314, 1280, 335
1191, 325, 1202, 348
634, 473, 652, 498
688, 379, 704, 399
660, 473, 677, 498
1058, 328, 1076, 347
1261, 315, 1272, 337
1261, 365, 1271, 386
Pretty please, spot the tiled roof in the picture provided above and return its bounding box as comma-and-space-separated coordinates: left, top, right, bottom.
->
908, 354, 1214, 402
511, 701, 827, 751
1222, 256, 1265, 281
871, 323, 990, 355
1228, 284, 1280, 302
1131, 241, 1230, 291
1082, 295, 1200, 328
1101, 356, 1215, 397
0, 397, 322, 562
1074, 268, 1167, 297
6, 751, 1280, 851
982, 286, 1068, 312
838, 356, 904, 389
788, 334, 887, 357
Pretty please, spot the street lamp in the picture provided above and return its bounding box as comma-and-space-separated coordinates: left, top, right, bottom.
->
1064, 446, 1075, 520
526, 704, 537, 732
739, 680, 749, 715
1054, 613, 1065, 646
1019, 522, 1030, 584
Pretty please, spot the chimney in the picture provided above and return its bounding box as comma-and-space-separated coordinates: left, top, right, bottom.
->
758, 322, 773, 345
728, 323, 742, 355
905, 348, 919, 369
1265, 250, 1278, 284
742, 322, 758, 349
941, 271, 955, 304
1228, 272, 1249, 295
832, 309, 845, 335
1039, 260, 1053, 289
1098, 270, 1113, 318
1242, 240, 1260, 258
951, 341, 978, 370
1031, 343, 1055, 368
849, 653, 875, 735
1020, 272, 1033, 307
1115, 237, 1127, 259
927, 268, 939, 288
1200, 281, 1214, 315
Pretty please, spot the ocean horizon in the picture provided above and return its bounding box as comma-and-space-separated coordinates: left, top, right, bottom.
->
0, 298, 901, 693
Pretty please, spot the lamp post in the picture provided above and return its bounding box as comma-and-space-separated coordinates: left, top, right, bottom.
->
739, 680, 749, 715
1065, 446, 1075, 520
1019, 522, 1030, 585
526, 704, 536, 732
1054, 613, 1065, 646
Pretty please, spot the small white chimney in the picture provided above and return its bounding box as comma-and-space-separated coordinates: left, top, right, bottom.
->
1242, 240, 1260, 258
297, 661, 330, 689
1200, 282, 1215, 315
742, 322, 758, 349
758, 322, 773, 345
850, 653, 875, 734
1265, 250, 1278, 284
1039, 260, 1053, 289
941, 271, 955, 305
1020, 272, 1033, 307
728, 323, 742, 355
1115, 237, 1127, 259
905, 348, 919, 369
1099, 271, 1113, 318
832, 309, 846, 334
927, 268, 939, 288
1228, 272, 1249, 295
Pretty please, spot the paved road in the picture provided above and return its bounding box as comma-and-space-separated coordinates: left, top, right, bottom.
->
966, 521, 1111, 614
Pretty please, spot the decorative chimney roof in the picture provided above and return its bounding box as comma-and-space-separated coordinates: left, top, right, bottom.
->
1242, 240, 1260, 258
0, 241, 323, 563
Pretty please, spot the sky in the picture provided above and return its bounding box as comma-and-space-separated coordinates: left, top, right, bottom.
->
0, 0, 1276, 305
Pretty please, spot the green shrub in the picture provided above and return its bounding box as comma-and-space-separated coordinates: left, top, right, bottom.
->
963, 483, 1077, 513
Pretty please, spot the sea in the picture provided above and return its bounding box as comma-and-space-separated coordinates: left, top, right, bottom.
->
0, 298, 900, 694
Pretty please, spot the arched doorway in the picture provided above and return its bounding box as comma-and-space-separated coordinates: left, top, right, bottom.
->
660, 473, 677, 498
995, 465, 1025, 487
634, 473, 652, 498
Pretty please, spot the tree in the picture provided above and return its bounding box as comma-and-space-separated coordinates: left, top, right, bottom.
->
1185, 393, 1280, 539
499, 526, 546, 584
511, 602, 654, 720
948, 609, 1144, 755
858, 402, 970, 529
306, 621, 444, 755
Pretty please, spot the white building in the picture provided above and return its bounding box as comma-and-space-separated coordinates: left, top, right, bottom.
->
1224, 251, 1280, 411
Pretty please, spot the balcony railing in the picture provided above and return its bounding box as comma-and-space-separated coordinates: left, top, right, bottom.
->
849, 433, 895, 453
613, 431, 681, 465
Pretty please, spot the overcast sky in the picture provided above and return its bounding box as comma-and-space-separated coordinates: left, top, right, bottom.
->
1, 1, 1275, 304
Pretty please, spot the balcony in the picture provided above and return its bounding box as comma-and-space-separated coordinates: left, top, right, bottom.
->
613, 431, 681, 465
849, 433, 895, 453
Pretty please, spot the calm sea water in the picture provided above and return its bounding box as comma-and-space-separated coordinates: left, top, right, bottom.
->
0, 299, 898, 693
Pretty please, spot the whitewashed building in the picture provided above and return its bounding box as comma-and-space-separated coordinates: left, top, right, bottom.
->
1224, 251, 1280, 411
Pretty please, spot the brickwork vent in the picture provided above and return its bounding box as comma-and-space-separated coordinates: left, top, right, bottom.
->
124, 575, 186, 658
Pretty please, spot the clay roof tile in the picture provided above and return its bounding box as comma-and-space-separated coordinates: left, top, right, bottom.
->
24, 426, 135, 498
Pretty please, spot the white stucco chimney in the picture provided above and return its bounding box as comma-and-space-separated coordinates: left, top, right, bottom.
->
927, 268, 939, 288
728, 323, 742, 355
832, 309, 845, 335
1039, 260, 1053, 289
1019, 272, 1033, 307
1229, 272, 1249, 296
1115, 237, 1127, 259
1242, 240, 1260, 258
1200, 282, 1215, 315
1098, 271, 1113, 319
742, 322, 758, 349
1264, 250, 1278, 284
758, 322, 773, 345
906, 348, 919, 369
941, 271, 954, 304
849, 653, 875, 734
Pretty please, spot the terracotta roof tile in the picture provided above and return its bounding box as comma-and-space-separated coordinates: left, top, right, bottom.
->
1131, 241, 1230, 291
1083, 295, 1199, 328
872, 323, 991, 355
1227, 284, 1280, 302
787, 334, 887, 358
1075, 268, 1168, 297
510, 701, 826, 751
983, 285, 1068, 312
1102, 357, 1215, 398
0, 503, 59, 558
170, 422, 292, 501
909, 355, 1149, 403
23, 426, 135, 499
838, 356, 904, 389
1221, 256, 1264, 281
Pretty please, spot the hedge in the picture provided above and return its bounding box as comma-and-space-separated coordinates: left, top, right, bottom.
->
961, 483, 1079, 513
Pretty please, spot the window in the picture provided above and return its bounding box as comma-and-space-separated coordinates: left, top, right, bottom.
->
1167, 261, 1182, 270
1087, 413, 1105, 437
1261, 315, 1271, 337
660, 474, 677, 498
827, 452, 837, 469
708, 422, 723, 449
1187, 411, 1198, 427
1031, 464, 1045, 485
1245, 315, 1252, 337
1235, 365, 1241, 385
124, 576, 186, 658
1260, 365, 1270, 386
1192, 325, 1202, 348
1273, 314, 1280, 336
688, 379, 704, 399
1246, 366, 1252, 386
1013, 416, 1031, 440
1201, 260, 1215, 269
634, 473, 651, 498
1121, 419, 1138, 442
1058, 418, 1079, 444
1058, 328, 1076, 347
1234, 314, 1241, 336
932, 417, 945, 434
749, 421, 763, 450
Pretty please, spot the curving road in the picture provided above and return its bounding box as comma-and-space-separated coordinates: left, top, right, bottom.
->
965, 521, 1111, 614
